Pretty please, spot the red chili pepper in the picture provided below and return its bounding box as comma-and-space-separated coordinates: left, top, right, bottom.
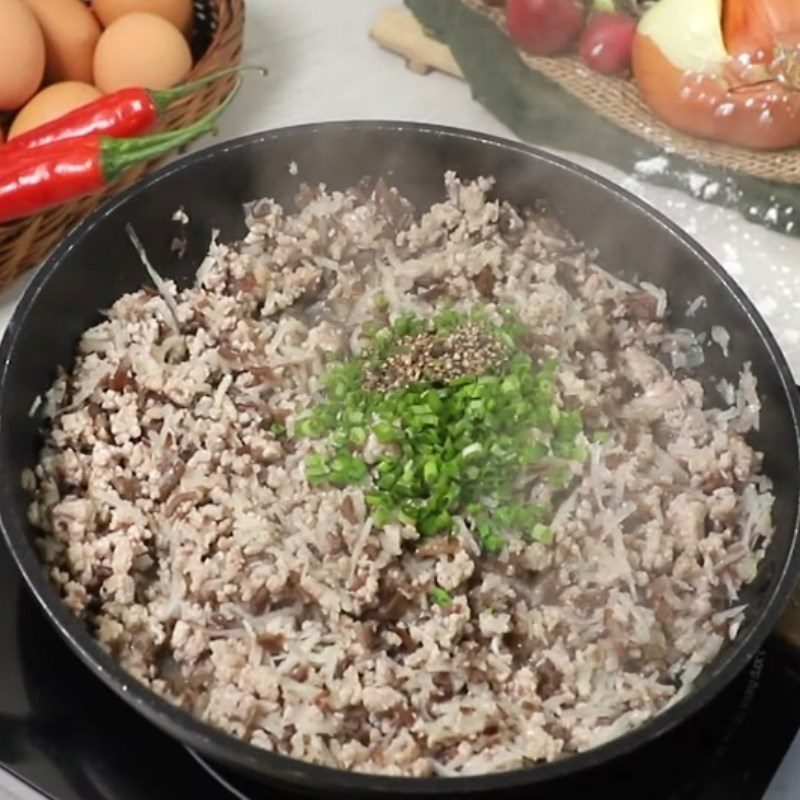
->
0, 66, 262, 157
0, 82, 240, 223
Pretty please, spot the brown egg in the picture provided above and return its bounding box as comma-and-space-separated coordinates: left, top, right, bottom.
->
21, 0, 102, 84
9, 81, 102, 139
0, 0, 46, 111
91, 0, 193, 35
93, 13, 192, 93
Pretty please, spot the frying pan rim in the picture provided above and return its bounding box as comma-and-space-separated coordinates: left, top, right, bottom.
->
1, 120, 799, 796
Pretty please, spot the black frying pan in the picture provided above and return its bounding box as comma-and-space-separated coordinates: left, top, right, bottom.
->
1, 122, 799, 799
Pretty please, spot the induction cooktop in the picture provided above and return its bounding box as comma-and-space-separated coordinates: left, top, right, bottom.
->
0, 534, 799, 800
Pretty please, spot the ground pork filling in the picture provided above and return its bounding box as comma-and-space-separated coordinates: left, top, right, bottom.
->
26, 173, 773, 777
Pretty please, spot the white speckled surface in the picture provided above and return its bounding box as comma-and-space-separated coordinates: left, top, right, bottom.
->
0, 1, 798, 797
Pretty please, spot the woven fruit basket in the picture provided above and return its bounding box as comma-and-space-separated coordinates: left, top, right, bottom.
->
462, 0, 800, 184
0, 0, 244, 292
393, 0, 800, 238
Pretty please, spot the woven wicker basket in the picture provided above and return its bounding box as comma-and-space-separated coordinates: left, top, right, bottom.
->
0, 0, 245, 291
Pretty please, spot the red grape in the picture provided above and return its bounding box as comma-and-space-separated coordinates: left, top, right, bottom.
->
579, 12, 637, 74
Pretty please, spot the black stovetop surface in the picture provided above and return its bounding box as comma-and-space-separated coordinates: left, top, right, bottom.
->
1, 536, 799, 800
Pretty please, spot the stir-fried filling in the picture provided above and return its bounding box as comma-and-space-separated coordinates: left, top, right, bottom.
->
24, 173, 773, 778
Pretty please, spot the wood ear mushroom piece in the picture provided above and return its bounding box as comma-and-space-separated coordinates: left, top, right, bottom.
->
632, 0, 800, 150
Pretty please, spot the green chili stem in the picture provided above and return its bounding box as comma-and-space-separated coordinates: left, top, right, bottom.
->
101, 79, 242, 182
150, 66, 267, 111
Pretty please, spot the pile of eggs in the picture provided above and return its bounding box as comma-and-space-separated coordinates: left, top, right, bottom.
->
0, 0, 195, 142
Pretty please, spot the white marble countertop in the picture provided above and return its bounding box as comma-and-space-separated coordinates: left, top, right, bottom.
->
0, 1, 798, 797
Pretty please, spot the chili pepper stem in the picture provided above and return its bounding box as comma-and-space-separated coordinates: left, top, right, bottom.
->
151, 66, 267, 111
101, 79, 242, 182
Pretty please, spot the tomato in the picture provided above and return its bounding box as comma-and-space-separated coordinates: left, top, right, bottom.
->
506, 0, 585, 56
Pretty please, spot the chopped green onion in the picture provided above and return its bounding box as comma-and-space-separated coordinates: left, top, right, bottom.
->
419, 511, 452, 536
269, 422, 286, 438
549, 465, 571, 488
294, 417, 317, 437
532, 523, 553, 545
372, 506, 393, 527
293, 304, 586, 552
461, 442, 483, 459
373, 421, 399, 443
483, 531, 505, 553
348, 426, 367, 445
373, 292, 389, 310
423, 459, 439, 484
431, 586, 452, 607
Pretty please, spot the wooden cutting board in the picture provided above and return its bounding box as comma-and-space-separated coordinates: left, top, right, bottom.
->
370, 5, 800, 649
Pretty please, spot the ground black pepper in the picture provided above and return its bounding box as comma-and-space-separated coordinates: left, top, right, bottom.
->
364, 323, 511, 391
